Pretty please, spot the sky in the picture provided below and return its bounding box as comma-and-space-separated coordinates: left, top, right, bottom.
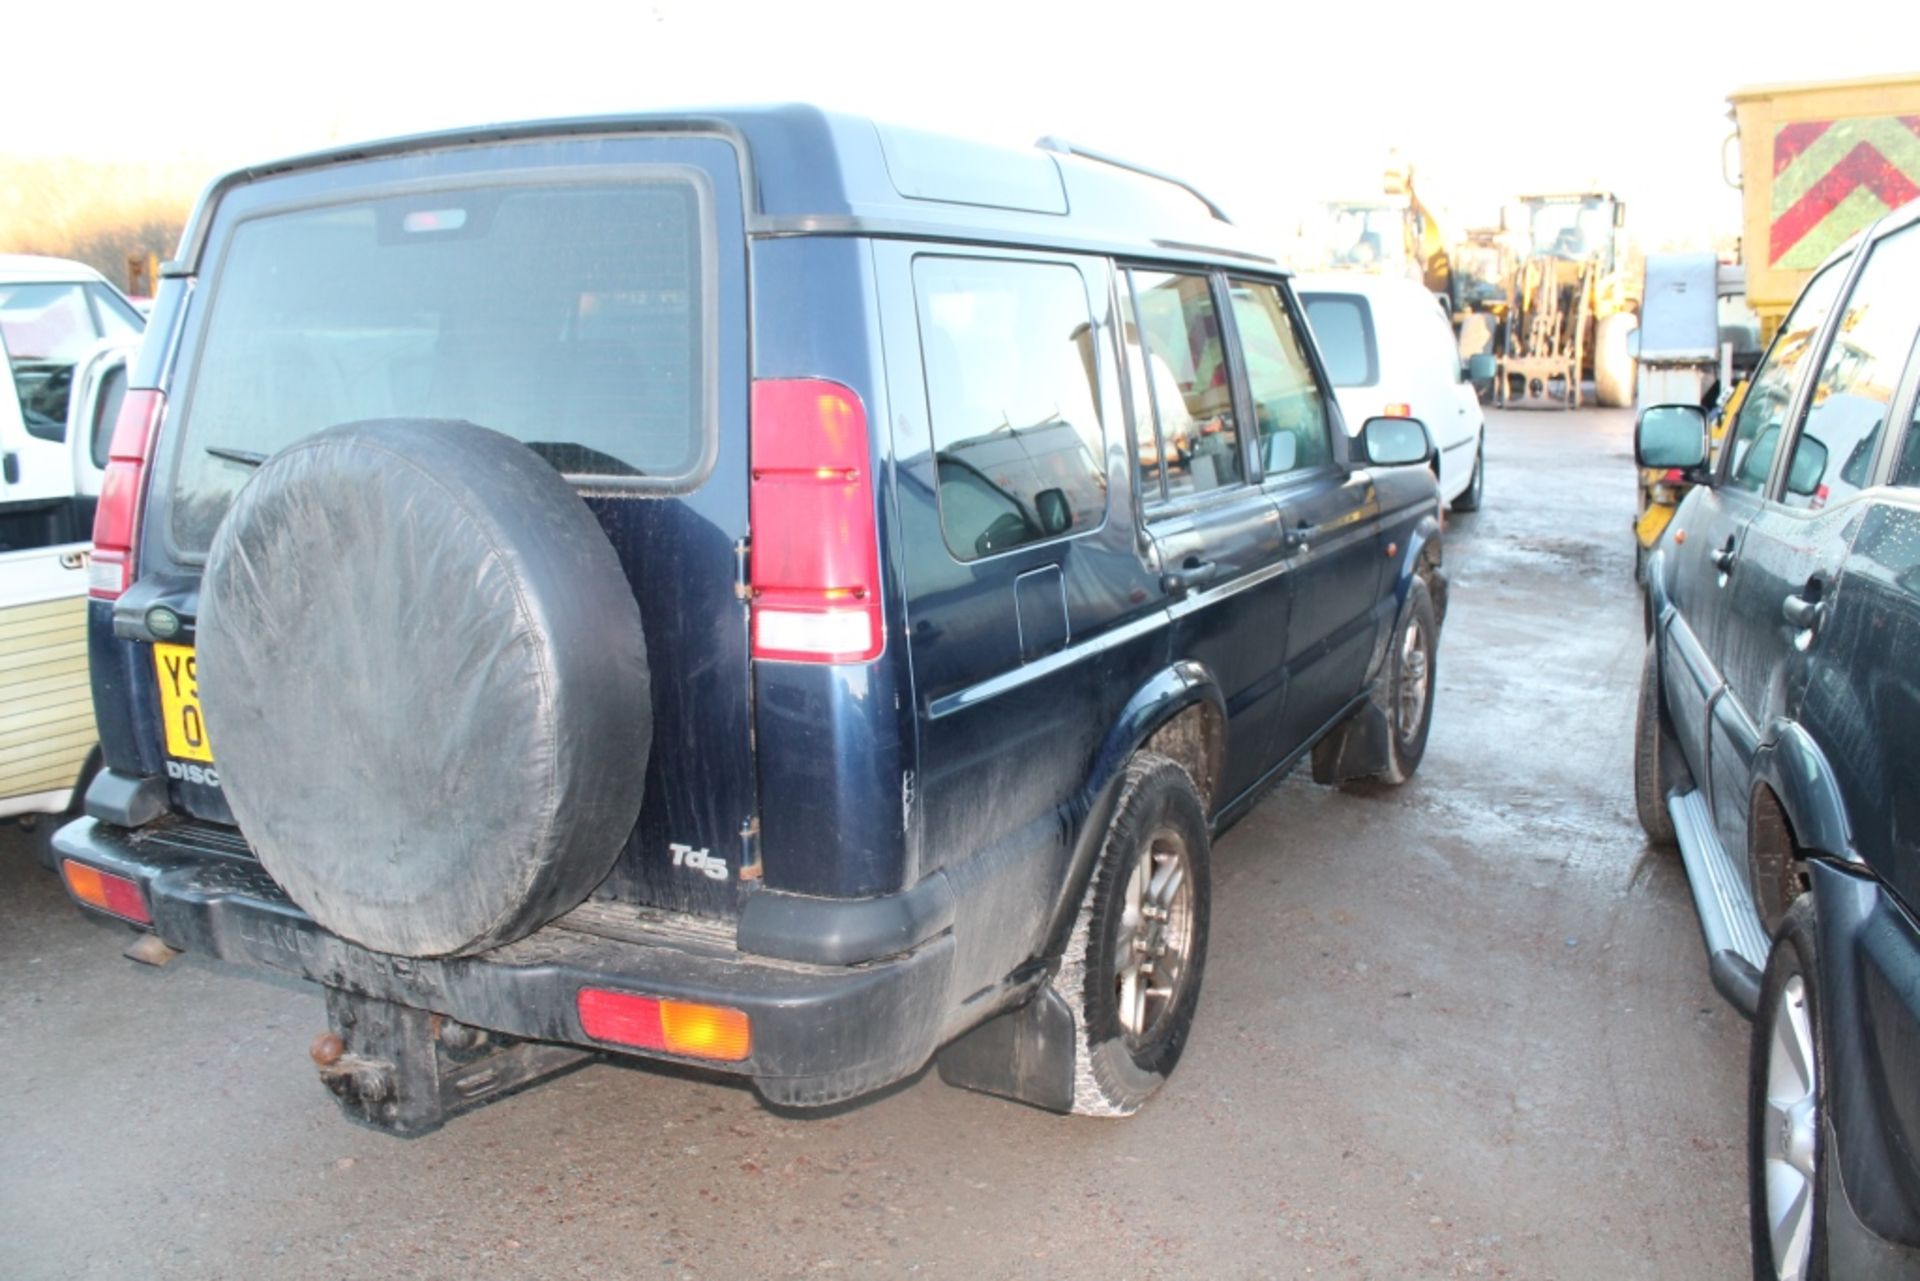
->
6, 0, 1914, 253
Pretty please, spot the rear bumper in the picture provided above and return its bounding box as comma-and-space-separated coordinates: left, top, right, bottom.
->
52, 817, 954, 1107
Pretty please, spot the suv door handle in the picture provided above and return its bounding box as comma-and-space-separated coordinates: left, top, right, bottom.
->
1781, 593, 1823, 630
2, 451, 17, 485
1709, 540, 1737, 574
1160, 558, 1217, 599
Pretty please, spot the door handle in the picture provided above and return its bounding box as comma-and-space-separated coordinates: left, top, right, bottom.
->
1709, 540, 1737, 574
2, 452, 17, 485
1160, 558, 1217, 599
1781, 593, 1823, 631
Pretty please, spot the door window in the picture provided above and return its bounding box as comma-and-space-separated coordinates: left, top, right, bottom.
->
1125, 269, 1241, 500
914, 256, 1108, 561
1781, 224, 1920, 509
1894, 386, 1920, 489
1229, 279, 1331, 478
1722, 260, 1847, 493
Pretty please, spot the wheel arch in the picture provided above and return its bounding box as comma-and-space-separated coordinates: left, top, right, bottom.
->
1752, 720, 1859, 867
1035, 663, 1227, 961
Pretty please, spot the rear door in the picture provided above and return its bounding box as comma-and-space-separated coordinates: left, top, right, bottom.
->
1121, 266, 1290, 805
1814, 377, 1920, 915
1714, 222, 1920, 867
1659, 257, 1849, 779
124, 133, 756, 921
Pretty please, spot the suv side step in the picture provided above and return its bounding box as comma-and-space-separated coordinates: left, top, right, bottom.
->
1667, 789, 1768, 1017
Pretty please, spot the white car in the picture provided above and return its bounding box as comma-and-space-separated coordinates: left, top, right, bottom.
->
1295, 272, 1487, 511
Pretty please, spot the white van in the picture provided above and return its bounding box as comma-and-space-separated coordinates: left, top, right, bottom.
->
1296, 272, 1488, 511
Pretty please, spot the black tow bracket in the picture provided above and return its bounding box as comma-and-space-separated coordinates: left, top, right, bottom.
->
313, 988, 594, 1137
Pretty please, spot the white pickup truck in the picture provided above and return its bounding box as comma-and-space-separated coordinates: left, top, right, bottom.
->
1, 255, 144, 861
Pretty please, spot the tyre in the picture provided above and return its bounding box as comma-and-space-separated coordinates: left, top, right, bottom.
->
1053, 752, 1211, 1117
1750, 898, 1827, 1281
1594, 312, 1637, 409
1452, 438, 1485, 513
1342, 575, 1438, 790
199, 420, 652, 958
1634, 639, 1678, 848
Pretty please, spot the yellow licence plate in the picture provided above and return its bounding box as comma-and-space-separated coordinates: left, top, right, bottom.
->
153, 643, 214, 763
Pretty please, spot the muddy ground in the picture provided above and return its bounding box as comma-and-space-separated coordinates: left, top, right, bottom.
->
0, 406, 1751, 1279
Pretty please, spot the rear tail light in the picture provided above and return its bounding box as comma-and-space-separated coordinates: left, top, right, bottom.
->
90, 389, 165, 600
749, 378, 883, 662
1383, 403, 1412, 418
576, 988, 752, 1061
61, 859, 152, 926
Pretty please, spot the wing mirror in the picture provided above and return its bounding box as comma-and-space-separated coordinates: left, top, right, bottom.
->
1359, 416, 1435, 468
1034, 487, 1072, 535
1785, 435, 1827, 497
1466, 352, 1496, 385
1635, 404, 1708, 471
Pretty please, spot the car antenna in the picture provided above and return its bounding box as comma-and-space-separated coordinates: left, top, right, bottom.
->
1034, 137, 1233, 224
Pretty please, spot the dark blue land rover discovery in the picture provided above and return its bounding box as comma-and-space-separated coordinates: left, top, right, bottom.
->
55, 107, 1446, 1132
1636, 198, 1920, 1279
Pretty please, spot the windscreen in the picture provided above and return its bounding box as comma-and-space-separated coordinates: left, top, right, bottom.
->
171, 177, 708, 552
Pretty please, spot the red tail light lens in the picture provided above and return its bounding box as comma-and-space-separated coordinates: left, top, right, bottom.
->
62, 859, 153, 926
749, 378, 883, 662
89, 389, 165, 600
576, 988, 751, 1061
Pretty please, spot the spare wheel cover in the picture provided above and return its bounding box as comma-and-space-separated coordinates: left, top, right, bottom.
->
197, 419, 651, 957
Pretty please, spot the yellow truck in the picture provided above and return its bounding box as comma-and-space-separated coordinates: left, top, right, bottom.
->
1728, 74, 1920, 339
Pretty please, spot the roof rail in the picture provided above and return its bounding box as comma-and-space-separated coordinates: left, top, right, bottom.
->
1034, 137, 1233, 224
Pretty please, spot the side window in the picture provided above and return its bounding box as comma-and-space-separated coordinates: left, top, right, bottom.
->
1229, 279, 1331, 477
1299, 293, 1378, 387
1782, 225, 1920, 509
1895, 384, 1920, 490
1723, 260, 1847, 493
915, 256, 1109, 561
1126, 269, 1241, 500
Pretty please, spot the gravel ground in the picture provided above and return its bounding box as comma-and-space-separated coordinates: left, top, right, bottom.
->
0, 405, 1751, 1280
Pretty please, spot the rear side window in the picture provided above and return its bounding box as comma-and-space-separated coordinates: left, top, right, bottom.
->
1723, 259, 1846, 494
1126, 269, 1241, 501
914, 256, 1108, 561
1782, 224, 1920, 510
171, 176, 712, 552
1299, 293, 1378, 387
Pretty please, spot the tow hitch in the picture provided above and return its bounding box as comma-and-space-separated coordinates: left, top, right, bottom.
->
312, 989, 593, 1136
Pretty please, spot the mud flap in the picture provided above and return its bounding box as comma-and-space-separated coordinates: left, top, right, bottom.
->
315, 989, 594, 1137
935, 986, 1077, 1114
1311, 701, 1393, 785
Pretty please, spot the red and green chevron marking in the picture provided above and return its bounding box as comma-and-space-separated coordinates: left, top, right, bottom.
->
1770, 115, 1920, 269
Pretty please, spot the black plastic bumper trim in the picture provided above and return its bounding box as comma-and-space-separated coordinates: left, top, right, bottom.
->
737, 870, 956, 966
83, 768, 170, 829
52, 818, 954, 1106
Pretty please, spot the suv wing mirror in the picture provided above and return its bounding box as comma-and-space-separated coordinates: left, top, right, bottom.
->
1359, 416, 1434, 468
1465, 352, 1496, 385
1636, 404, 1708, 471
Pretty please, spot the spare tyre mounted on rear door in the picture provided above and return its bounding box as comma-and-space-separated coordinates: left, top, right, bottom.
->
198, 418, 652, 959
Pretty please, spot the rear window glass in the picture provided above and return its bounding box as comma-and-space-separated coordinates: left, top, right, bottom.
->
171, 177, 710, 552
1299, 293, 1378, 387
